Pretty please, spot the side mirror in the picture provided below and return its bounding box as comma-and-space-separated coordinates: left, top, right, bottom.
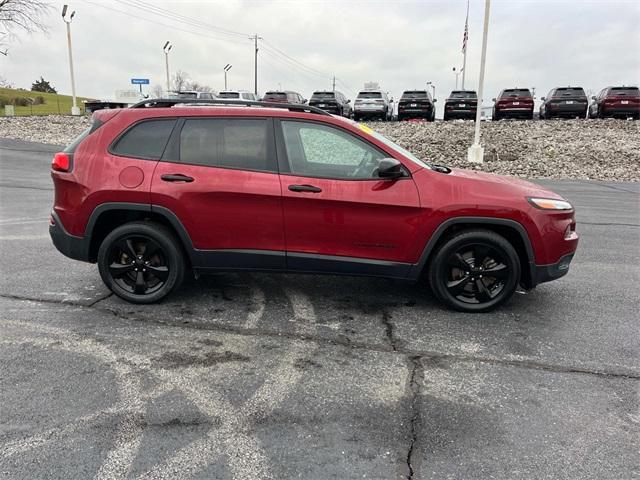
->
433, 99, 437, 102
346, 99, 351, 103
303, 98, 308, 104
377, 158, 404, 179
541, 97, 546, 101
591, 95, 596, 100
492, 98, 496, 102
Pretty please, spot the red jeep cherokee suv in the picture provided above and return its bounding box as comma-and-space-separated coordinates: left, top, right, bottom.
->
50, 99, 578, 312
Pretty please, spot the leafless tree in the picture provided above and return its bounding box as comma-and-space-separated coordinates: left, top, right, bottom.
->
187, 81, 212, 93
171, 70, 189, 92
151, 84, 164, 98
0, 0, 52, 54
0, 74, 12, 87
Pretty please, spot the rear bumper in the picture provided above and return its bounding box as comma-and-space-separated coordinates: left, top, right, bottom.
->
497, 108, 533, 116
444, 108, 476, 119
601, 106, 640, 116
546, 104, 587, 116
532, 252, 574, 286
49, 212, 91, 262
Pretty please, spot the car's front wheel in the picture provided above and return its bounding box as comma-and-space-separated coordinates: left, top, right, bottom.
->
428, 230, 520, 312
98, 221, 185, 304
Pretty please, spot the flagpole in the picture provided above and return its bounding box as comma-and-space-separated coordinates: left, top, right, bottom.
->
461, 0, 470, 90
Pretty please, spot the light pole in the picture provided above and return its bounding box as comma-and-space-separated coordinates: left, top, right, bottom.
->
223, 64, 232, 90
426, 81, 436, 100
468, 0, 491, 164
62, 5, 80, 116
453, 67, 463, 90
163, 41, 172, 94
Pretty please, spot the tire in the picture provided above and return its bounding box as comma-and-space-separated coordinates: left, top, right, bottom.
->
493, 112, 500, 121
428, 229, 521, 313
443, 114, 449, 121
97, 221, 185, 304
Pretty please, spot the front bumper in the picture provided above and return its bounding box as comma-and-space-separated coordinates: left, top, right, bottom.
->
532, 252, 574, 285
49, 212, 91, 262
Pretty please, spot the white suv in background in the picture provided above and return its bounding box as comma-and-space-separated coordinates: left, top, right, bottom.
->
218, 90, 259, 101
353, 90, 393, 121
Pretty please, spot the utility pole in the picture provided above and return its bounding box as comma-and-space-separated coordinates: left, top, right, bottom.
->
461, 0, 470, 90
163, 41, 172, 93
250, 34, 263, 95
332, 75, 336, 92
62, 5, 79, 115
468, 0, 491, 164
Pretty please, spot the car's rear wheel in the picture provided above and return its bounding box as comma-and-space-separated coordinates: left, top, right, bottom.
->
98, 221, 185, 304
428, 230, 520, 312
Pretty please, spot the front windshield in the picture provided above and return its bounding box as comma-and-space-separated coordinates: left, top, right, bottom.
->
352, 121, 431, 169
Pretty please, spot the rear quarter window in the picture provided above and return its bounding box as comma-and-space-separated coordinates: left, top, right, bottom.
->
111, 119, 176, 160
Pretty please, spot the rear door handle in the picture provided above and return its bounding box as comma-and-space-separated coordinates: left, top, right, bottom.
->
161, 174, 194, 183
288, 184, 322, 193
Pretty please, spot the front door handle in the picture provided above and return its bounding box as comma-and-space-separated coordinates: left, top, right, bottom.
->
161, 174, 194, 183
288, 184, 322, 193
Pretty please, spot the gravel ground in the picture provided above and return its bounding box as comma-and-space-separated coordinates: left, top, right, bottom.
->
1, 114, 638, 180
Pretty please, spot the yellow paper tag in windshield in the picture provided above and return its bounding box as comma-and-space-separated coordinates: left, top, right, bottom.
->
358, 123, 374, 135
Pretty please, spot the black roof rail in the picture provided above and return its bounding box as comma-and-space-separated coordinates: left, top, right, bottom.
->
129, 98, 331, 116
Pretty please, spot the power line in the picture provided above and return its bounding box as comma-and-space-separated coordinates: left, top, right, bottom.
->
84, 0, 251, 46
115, 0, 250, 39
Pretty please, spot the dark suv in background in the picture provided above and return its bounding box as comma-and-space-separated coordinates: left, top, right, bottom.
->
262, 91, 306, 104
397, 90, 435, 121
539, 87, 588, 119
588, 86, 640, 119
443, 90, 477, 120
308, 91, 352, 117
493, 88, 534, 120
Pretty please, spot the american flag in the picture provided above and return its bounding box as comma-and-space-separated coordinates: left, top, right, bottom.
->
462, 16, 469, 53
462, 0, 469, 53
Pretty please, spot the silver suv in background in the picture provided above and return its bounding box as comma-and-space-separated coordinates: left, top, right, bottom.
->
353, 90, 393, 121
217, 90, 259, 101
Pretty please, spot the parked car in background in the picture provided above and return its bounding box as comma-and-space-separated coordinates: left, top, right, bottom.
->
397, 90, 436, 121
443, 90, 477, 120
49, 97, 578, 312
217, 90, 259, 101
353, 89, 392, 121
492, 88, 534, 120
308, 91, 352, 117
168, 90, 216, 100
539, 87, 588, 119
262, 91, 306, 104
588, 86, 640, 119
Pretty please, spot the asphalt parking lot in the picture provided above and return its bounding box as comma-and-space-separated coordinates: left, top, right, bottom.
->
0, 137, 638, 479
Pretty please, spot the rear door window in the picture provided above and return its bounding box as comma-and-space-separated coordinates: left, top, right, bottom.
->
179, 118, 275, 172
111, 119, 176, 160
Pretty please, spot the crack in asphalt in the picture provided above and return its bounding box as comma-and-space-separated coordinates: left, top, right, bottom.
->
579, 221, 640, 227
0, 183, 54, 191
404, 356, 422, 479
1, 293, 639, 381
381, 310, 399, 352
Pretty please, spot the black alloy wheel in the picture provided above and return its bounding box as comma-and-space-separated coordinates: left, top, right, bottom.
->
429, 230, 520, 312
98, 222, 184, 304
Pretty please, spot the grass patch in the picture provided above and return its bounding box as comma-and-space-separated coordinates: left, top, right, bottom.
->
0, 87, 95, 116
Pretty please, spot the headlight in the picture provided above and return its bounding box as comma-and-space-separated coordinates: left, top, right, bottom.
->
527, 197, 573, 210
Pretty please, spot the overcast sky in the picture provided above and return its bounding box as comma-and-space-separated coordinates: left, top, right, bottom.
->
2, 0, 639, 115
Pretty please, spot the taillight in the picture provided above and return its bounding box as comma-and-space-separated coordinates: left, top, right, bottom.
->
52, 152, 71, 172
